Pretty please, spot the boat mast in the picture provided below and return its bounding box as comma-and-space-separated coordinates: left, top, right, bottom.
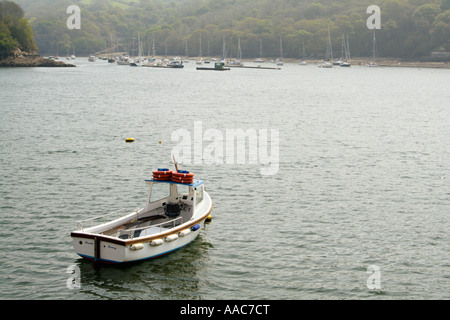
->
237, 37, 242, 60
199, 32, 202, 59
346, 34, 350, 61
372, 30, 377, 62
280, 36, 283, 60
222, 34, 226, 60
152, 32, 155, 57
302, 41, 305, 60
260, 38, 263, 59
328, 26, 333, 61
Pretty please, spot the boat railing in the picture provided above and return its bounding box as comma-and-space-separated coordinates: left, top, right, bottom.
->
76, 208, 129, 231
117, 216, 184, 240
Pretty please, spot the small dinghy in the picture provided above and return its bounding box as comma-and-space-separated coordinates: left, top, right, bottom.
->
71, 160, 212, 264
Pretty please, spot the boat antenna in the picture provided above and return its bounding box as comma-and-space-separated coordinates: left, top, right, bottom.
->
172, 155, 179, 172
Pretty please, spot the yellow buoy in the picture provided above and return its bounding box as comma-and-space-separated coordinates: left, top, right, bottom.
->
205, 214, 212, 223
125, 137, 134, 143
159, 140, 162, 144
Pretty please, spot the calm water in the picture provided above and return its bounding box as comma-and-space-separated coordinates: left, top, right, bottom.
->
0, 59, 449, 300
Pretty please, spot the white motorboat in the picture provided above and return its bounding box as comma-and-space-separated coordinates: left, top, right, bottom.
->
88, 55, 96, 62
116, 55, 130, 65
318, 61, 333, 68
167, 57, 184, 68
71, 164, 213, 264
366, 62, 379, 67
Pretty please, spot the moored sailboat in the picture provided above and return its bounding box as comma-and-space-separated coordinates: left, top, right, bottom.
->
366, 30, 379, 67
340, 34, 351, 67
298, 42, 307, 65
318, 27, 333, 68
276, 36, 283, 66
254, 38, 265, 63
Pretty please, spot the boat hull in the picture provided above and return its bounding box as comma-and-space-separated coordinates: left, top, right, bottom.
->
72, 221, 204, 264
71, 177, 212, 264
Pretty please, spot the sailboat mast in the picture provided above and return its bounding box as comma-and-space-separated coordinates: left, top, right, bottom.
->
199, 32, 202, 58
280, 36, 283, 59
260, 38, 262, 59
222, 34, 226, 59
302, 41, 305, 59
372, 30, 376, 62
328, 27, 333, 61
238, 37, 241, 60
152, 32, 155, 57
346, 34, 350, 60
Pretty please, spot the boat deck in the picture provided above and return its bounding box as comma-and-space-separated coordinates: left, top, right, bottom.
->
101, 204, 193, 240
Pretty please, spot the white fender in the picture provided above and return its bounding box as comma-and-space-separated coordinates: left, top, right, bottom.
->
165, 234, 178, 242
179, 229, 191, 237
150, 239, 163, 246
130, 243, 144, 250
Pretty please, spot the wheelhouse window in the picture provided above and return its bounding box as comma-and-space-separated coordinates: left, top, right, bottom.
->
195, 185, 204, 206
176, 184, 190, 198
149, 183, 170, 203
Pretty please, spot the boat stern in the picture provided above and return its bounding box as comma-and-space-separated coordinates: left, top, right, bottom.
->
71, 233, 127, 263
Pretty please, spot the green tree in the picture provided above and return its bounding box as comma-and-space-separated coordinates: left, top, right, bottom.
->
0, 1, 37, 56
431, 9, 450, 51
9, 17, 37, 52
0, 21, 18, 57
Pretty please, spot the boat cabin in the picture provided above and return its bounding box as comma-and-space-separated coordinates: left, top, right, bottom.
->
144, 179, 206, 219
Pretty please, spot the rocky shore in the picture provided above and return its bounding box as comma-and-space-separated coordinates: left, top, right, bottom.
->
0, 52, 75, 67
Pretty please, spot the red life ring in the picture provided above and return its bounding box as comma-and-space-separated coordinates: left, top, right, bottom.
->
171, 177, 193, 184
153, 176, 171, 180
172, 171, 194, 178
172, 175, 194, 180
153, 177, 171, 181
153, 174, 172, 178
153, 170, 172, 175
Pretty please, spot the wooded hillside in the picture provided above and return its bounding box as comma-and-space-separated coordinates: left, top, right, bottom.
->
13, 0, 450, 59
0, 0, 37, 57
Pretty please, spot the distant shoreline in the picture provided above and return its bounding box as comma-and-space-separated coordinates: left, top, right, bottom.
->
0, 53, 75, 67
277, 57, 450, 69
